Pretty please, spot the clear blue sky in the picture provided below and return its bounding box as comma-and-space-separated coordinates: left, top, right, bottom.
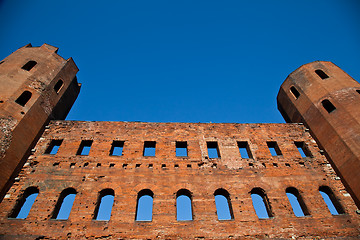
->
0, 0, 359, 123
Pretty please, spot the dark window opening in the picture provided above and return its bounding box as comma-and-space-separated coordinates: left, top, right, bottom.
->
109, 163, 115, 168
96, 163, 101, 167
70, 163, 75, 168
315, 69, 329, 79
51, 188, 76, 220
54, 79, 64, 93
249, 163, 253, 167
273, 163, 278, 167
176, 141, 188, 157
321, 99, 336, 113
295, 142, 312, 157
9, 187, 39, 219
207, 142, 220, 158
267, 142, 282, 156
44, 139, 63, 155
143, 141, 156, 157
319, 186, 345, 215
356, 90, 360, 94
176, 189, 193, 221
250, 188, 273, 219
109, 141, 124, 156
135, 164, 141, 168
53, 162, 60, 166
187, 164, 192, 168
214, 188, 234, 220
237, 141, 252, 158
22, 61, 37, 71
148, 164, 153, 168
15, 91, 32, 107
93, 189, 115, 221
122, 163, 128, 169
212, 163, 217, 168
83, 162, 89, 167
161, 164, 166, 169
174, 164, 179, 168
135, 189, 154, 221
290, 86, 300, 99
76, 140, 93, 156
285, 163, 291, 167
286, 187, 310, 217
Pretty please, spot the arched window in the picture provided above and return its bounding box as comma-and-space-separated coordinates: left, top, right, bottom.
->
286, 187, 309, 217
15, 91, 32, 107
290, 86, 300, 99
9, 187, 39, 219
54, 79, 64, 93
176, 189, 193, 221
214, 188, 234, 220
315, 69, 329, 79
321, 99, 336, 113
250, 188, 273, 219
319, 186, 345, 215
135, 189, 154, 221
51, 188, 76, 220
21, 60, 37, 71
93, 189, 115, 221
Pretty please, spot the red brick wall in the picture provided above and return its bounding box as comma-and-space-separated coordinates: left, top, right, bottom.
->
0, 121, 358, 239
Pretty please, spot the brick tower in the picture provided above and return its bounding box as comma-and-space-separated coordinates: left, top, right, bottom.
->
0, 44, 80, 202
277, 61, 360, 208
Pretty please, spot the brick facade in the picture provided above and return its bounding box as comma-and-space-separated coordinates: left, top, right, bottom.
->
0, 121, 359, 239
0, 45, 359, 239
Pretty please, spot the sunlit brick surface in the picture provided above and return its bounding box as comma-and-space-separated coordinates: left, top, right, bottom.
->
0, 121, 359, 239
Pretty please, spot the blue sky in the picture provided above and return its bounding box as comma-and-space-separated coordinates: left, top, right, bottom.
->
1, 0, 359, 123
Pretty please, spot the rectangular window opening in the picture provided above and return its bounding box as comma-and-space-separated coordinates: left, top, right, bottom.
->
321, 99, 336, 113
207, 141, 220, 158
267, 141, 282, 156
290, 86, 300, 99
237, 141, 252, 159
76, 140, 93, 156
45, 139, 63, 155
109, 141, 124, 156
176, 141, 188, 157
295, 141, 312, 158
143, 141, 156, 157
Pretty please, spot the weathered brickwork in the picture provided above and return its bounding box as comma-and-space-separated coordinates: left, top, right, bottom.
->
0, 121, 359, 239
0, 44, 80, 202
278, 61, 360, 208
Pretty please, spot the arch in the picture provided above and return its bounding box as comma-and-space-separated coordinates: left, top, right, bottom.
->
135, 189, 154, 221
319, 186, 345, 215
176, 189, 193, 221
15, 91, 32, 107
21, 60, 37, 71
214, 188, 234, 220
93, 188, 115, 221
51, 188, 77, 220
54, 79, 64, 93
315, 69, 329, 79
321, 99, 336, 113
250, 188, 273, 219
9, 186, 39, 219
286, 187, 309, 217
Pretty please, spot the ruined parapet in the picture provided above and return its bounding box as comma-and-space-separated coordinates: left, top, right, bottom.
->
0, 44, 80, 202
